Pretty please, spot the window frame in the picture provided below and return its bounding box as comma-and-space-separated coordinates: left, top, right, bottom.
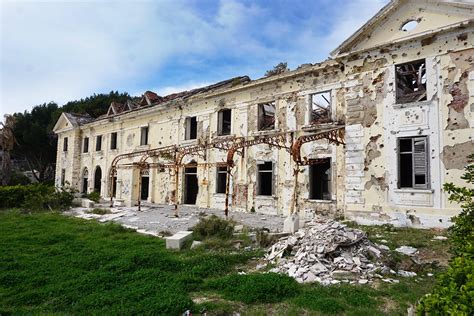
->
215, 166, 227, 194
185, 117, 198, 140
308, 158, 332, 200
63, 137, 68, 152
310, 91, 332, 124
110, 132, 118, 150
140, 126, 149, 146
83, 137, 89, 153
257, 102, 276, 131
217, 109, 232, 136
257, 161, 273, 196
397, 136, 430, 189
95, 135, 102, 152
395, 59, 427, 104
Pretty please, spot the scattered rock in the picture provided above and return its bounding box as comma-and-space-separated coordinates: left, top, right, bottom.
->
432, 236, 448, 241
395, 246, 418, 256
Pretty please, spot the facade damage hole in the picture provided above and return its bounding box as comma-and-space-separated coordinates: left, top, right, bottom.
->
140, 170, 149, 201
401, 20, 419, 32
258, 102, 276, 131
184, 163, 198, 204
94, 166, 102, 193
217, 109, 232, 136
110, 132, 118, 150
82, 168, 88, 194
309, 158, 332, 200
140, 126, 149, 145
311, 91, 332, 124
63, 137, 68, 152
95, 135, 102, 151
257, 161, 273, 196
396, 59, 427, 104
83, 137, 89, 153
398, 136, 429, 189
216, 166, 227, 194
185, 117, 198, 140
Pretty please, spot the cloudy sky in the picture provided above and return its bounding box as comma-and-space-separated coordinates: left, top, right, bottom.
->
0, 0, 388, 117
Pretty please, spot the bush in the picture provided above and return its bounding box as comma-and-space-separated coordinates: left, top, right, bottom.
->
0, 184, 50, 208
22, 184, 76, 212
192, 215, 235, 240
86, 191, 101, 203
8, 171, 31, 185
206, 272, 300, 304
417, 154, 474, 315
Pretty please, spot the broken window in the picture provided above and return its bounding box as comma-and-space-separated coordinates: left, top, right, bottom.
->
309, 159, 332, 200
311, 91, 332, 124
398, 136, 429, 189
83, 137, 89, 153
63, 137, 68, 152
396, 60, 427, 104
61, 169, 66, 186
140, 126, 149, 146
96, 135, 102, 151
257, 161, 273, 196
218, 109, 232, 136
110, 132, 117, 150
258, 102, 276, 131
216, 166, 227, 194
185, 117, 197, 140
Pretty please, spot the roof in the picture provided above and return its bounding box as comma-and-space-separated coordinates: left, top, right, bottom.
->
63, 112, 94, 127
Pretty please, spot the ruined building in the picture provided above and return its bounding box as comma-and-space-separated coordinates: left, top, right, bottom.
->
53, 0, 474, 228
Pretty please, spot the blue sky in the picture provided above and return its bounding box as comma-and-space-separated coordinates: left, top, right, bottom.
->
0, 0, 388, 117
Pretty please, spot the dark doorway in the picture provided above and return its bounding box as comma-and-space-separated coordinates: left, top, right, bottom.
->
82, 168, 88, 194
184, 165, 198, 204
94, 166, 102, 193
309, 159, 331, 200
141, 176, 149, 200
112, 176, 117, 197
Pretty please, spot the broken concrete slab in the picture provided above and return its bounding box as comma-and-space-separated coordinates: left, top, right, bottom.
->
81, 199, 94, 208
395, 246, 418, 256
166, 231, 193, 250
283, 214, 300, 233
191, 241, 203, 249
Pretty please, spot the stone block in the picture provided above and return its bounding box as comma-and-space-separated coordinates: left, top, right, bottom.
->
283, 214, 300, 234
166, 231, 193, 250
113, 199, 125, 207
81, 199, 94, 208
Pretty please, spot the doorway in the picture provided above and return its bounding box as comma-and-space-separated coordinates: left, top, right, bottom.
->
183, 165, 198, 204
141, 175, 149, 201
94, 166, 102, 193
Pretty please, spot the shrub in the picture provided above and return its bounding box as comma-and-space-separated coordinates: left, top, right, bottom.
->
22, 184, 75, 212
206, 272, 300, 304
8, 171, 31, 185
0, 184, 51, 208
417, 154, 474, 315
86, 191, 101, 203
192, 215, 235, 240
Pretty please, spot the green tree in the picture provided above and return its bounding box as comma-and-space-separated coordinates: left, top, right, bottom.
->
0, 115, 16, 185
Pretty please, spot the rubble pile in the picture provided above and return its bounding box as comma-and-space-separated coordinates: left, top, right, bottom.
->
266, 218, 390, 285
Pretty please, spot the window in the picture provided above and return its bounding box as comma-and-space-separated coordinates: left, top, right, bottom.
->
185, 117, 197, 140
140, 127, 149, 145
396, 60, 427, 104
61, 169, 66, 186
110, 132, 117, 150
83, 137, 89, 153
309, 159, 332, 200
96, 135, 102, 151
311, 91, 331, 124
63, 137, 68, 152
257, 161, 273, 196
258, 102, 276, 131
218, 109, 232, 136
398, 137, 429, 189
216, 166, 227, 194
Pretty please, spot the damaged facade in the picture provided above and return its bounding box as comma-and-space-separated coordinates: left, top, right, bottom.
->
54, 0, 474, 228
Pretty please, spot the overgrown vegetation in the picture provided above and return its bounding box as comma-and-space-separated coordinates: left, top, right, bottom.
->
192, 215, 235, 240
264, 62, 290, 77
87, 208, 111, 215
0, 184, 75, 212
86, 191, 101, 203
417, 155, 474, 315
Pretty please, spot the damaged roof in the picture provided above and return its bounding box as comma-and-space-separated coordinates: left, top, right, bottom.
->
63, 112, 94, 127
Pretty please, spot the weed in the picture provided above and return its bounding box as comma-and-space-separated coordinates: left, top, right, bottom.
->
192, 215, 235, 240
86, 191, 101, 203
86, 208, 111, 215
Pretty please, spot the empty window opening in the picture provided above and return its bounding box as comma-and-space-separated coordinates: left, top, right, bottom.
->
401, 20, 418, 32
311, 91, 332, 124
396, 60, 427, 104
184, 164, 198, 204
112, 176, 117, 198
110, 132, 118, 150
140, 172, 149, 201
83, 137, 89, 153
82, 168, 88, 194
309, 159, 332, 200
218, 109, 232, 136
257, 161, 273, 196
258, 102, 276, 131
216, 166, 227, 194
63, 137, 68, 152
96, 135, 102, 151
61, 169, 66, 186
140, 127, 149, 145
94, 166, 102, 194
185, 117, 197, 140
398, 137, 429, 189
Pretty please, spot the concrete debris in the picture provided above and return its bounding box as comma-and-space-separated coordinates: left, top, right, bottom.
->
265, 217, 390, 285
191, 241, 203, 249
432, 236, 448, 241
398, 270, 417, 277
395, 246, 418, 256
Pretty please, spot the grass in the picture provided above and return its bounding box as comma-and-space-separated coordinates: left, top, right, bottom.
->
0, 210, 450, 315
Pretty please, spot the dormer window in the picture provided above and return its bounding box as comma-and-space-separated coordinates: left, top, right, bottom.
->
395, 59, 427, 104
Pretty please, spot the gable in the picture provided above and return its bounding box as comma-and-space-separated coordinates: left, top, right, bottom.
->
332, 0, 474, 56
52, 113, 74, 133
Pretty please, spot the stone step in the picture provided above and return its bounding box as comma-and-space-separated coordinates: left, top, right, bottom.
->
166, 231, 193, 250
